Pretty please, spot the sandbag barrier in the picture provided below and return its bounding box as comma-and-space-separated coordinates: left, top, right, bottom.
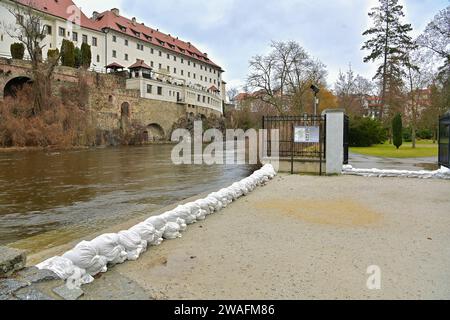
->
36, 164, 277, 289
343, 165, 450, 180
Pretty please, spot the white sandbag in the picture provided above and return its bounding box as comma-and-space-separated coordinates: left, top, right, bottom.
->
145, 215, 168, 231
163, 222, 182, 240
129, 222, 156, 243
62, 241, 108, 276
66, 267, 95, 289
90, 233, 127, 265
177, 218, 187, 231
117, 230, 147, 261
185, 202, 201, 221
174, 205, 197, 224
195, 199, 212, 215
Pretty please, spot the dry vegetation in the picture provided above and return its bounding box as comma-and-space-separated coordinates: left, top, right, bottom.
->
0, 79, 96, 148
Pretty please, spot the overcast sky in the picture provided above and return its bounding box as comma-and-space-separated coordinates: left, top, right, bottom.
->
74, 0, 449, 90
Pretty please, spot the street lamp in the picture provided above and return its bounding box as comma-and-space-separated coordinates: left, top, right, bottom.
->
310, 84, 320, 116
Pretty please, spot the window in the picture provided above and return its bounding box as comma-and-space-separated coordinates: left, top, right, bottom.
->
197, 95, 200, 102
188, 61, 191, 66
200, 65, 203, 70
167, 53, 170, 59
167, 66, 170, 72
188, 72, 191, 78
72, 31, 78, 42
124, 53, 128, 61
92, 36, 97, 46
173, 56, 176, 62
125, 39, 128, 46
181, 70, 184, 76
159, 63, 162, 70
193, 73, 196, 79
174, 68, 177, 74
112, 50, 117, 58
151, 48, 154, 54
58, 27, 65, 37
193, 62, 196, 68
181, 58, 184, 64
44, 25, 52, 35
159, 51, 162, 57
157, 86, 162, 95
82, 34, 88, 44
147, 84, 152, 94
150, 61, 154, 68
200, 75, 203, 81
137, 43, 144, 50
112, 35, 117, 42
97, 55, 100, 63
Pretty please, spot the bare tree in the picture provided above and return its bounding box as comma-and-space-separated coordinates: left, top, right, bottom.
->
247, 41, 327, 115
2, 0, 61, 114
226, 87, 239, 104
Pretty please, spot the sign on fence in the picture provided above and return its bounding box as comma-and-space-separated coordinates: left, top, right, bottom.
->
294, 126, 320, 143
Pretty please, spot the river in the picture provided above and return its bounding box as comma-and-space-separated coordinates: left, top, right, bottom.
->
0, 145, 254, 253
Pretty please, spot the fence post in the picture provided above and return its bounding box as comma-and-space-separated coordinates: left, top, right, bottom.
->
322, 109, 345, 175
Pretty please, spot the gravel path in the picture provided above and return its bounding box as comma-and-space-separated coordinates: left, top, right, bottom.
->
74, 174, 450, 300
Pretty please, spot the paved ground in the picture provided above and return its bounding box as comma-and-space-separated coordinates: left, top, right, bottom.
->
66, 174, 450, 300
349, 153, 438, 171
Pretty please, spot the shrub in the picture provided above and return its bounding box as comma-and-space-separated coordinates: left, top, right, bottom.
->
392, 113, 403, 149
417, 128, 433, 140
10, 43, 25, 60
74, 47, 82, 68
47, 49, 60, 63
81, 43, 92, 69
60, 39, 75, 67
349, 117, 387, 147
402, 127, 412, 142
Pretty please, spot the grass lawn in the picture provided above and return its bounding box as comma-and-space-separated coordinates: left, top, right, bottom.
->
350, 140, 438, 158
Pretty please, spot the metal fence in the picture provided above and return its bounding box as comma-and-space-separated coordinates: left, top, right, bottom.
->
343, 115, 349, 165
439, 114, 450, 169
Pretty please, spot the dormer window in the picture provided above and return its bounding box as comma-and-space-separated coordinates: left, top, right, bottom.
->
116, 23, 127, 33
131, 29, 140, 37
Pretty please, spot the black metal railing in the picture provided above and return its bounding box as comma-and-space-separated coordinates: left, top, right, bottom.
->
262, 115, 326, 159
439, 113, 450, 168
343, 115, 349, 165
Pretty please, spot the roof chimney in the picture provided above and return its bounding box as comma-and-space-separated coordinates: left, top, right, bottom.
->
204, 53, 208, 57
111, 8, 120, 16
92, 11, 99, 20
132, 17, 137, 25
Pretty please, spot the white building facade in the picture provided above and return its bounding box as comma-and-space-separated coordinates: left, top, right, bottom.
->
0, 0, 225, 114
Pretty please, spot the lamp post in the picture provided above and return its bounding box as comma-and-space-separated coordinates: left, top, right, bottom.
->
310, 84, 320, 116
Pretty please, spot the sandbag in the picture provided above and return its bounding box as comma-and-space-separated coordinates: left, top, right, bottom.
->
62, 241, 108, 276
129, 222, 156, 243
145, 215, 167, 231
90, 233, 127, 265
117, 230, 147, 261
163, 222, 182, 240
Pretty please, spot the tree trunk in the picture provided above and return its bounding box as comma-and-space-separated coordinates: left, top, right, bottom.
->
411, 125, 416, 149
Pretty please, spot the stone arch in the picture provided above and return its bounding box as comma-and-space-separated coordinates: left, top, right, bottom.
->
146, 123, 165, 141
3, 76, 33, 98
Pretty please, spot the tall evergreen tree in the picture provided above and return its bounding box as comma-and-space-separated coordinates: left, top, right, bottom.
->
362, 0, 415, 120
392, 113, 403, 149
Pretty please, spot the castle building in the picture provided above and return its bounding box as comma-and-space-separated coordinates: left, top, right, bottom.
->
0, 0, 225, 114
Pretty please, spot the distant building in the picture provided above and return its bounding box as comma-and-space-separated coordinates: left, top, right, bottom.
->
0, 0, 225, 114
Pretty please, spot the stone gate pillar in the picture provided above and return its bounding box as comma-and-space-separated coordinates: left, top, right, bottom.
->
322, 109, 345, 175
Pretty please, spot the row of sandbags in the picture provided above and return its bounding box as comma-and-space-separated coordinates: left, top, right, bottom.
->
343, 165, 450, 180
36, 164, 277, 289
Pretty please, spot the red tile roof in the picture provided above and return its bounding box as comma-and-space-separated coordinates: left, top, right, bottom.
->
106, 62, 125, 69
208, 85, 220, 92
128, 59, 151, 70
91, 10, 221, 69
15, 0, 100, 32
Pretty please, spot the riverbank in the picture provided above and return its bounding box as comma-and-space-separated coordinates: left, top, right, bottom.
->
29, 173, 450, 300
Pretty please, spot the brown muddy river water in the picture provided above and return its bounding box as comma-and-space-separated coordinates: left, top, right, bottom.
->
0, 145, 254, 253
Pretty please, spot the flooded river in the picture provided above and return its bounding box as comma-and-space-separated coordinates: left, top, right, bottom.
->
0, 145, 254, 253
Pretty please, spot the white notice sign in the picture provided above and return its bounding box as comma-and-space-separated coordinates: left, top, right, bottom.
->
294, 126, 320, 143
